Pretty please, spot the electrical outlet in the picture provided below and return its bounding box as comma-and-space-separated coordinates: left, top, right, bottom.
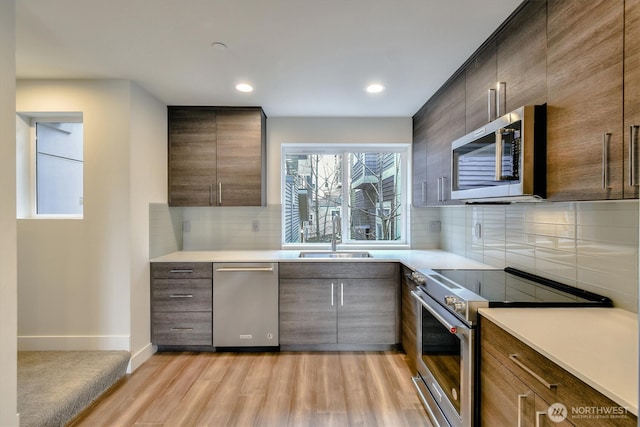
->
252, 220, 260, 232
429, 221, 441, 233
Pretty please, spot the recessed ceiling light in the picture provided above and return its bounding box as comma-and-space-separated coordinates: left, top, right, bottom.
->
236, 83, 254, 93
366, 83, 385, 94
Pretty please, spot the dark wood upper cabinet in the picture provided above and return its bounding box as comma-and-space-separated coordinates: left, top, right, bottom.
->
546, 0, 624, 201
625, 0, 640, 199
411, 105, 428, 207
496, 0, 547, 113
216, 109, 266, 206
425, 74, 466, 206
168, 107, 217, 207
412, 73, 465, 207
168, 106, 266, 207
465, 40, 497, 132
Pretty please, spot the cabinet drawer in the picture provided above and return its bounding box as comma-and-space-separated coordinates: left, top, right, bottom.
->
279, 262, 398, 279
481, 317, 637, 426
151, 262, 212, 279
151, 279, 212, 312
152, 312, 212, 346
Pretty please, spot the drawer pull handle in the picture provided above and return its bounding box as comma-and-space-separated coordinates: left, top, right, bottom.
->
509, 354, 557, 389
169, 269, 194, 274
169, 294, 194, 298
170, 328, 194, 331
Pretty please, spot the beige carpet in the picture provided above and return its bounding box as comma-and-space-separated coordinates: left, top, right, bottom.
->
18, 351, 130, 427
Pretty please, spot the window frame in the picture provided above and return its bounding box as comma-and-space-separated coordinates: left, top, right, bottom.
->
29, 115, 84, 219
281, 143, 410, 249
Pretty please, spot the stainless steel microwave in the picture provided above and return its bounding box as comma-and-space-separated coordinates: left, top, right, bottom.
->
451, 105, 546, 202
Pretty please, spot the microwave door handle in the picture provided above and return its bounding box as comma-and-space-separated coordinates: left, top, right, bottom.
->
495, 129, 503, 181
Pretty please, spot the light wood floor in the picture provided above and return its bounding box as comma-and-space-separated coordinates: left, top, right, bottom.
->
68, 351, 433, 427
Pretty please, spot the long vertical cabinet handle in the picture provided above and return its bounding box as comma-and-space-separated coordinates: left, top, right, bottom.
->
535, 411, 547, 427
602, 133, 612, 189
209, 184, 213, 206
630, 125, 639, 186
340, 283, 344, 306
421, 182, 426, 205
487, 88, 497, 122
496, 82, 506, 117
218, 182, 222, 205
517, 394, 528, 427
436, 178, 442, 202
331, 283, 334, 306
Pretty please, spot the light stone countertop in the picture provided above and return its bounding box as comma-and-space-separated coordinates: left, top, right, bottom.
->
149, 249, 495, 271
479, 307, 638, 416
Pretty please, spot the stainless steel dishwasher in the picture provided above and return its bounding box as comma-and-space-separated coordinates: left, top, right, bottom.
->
213, 262, 279, 348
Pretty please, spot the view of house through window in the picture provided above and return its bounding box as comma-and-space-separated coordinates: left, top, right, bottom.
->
283, 146, 406, 245
35, 121, 84, 215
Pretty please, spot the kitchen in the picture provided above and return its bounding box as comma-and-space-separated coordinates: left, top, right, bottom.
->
1, 0, 639, 426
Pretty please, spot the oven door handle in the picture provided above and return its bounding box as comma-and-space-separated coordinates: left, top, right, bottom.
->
411, 290, 467, 336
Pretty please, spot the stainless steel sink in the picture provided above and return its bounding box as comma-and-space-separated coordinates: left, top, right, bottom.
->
298, 251, 372, 259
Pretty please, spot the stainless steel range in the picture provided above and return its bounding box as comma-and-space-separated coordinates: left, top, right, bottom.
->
408, 267, 612, 427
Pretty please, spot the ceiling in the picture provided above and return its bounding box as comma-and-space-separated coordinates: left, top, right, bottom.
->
15, 0, 522, 117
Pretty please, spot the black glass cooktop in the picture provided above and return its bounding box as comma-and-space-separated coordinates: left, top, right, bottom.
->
428, 267, 613, 307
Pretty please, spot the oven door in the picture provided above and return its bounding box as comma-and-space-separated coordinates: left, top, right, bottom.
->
412, 289, 474, 427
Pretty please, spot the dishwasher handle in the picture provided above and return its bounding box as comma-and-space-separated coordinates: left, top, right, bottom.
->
215, 266, 274, 273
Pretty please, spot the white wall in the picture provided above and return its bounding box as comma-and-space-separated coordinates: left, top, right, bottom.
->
0, 1, 18, 425
129, 83, 167, 369
16, 80, 167, 370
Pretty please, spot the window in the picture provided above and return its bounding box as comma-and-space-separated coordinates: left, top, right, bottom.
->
282, 145, 408, 246
16, 113, 84, 218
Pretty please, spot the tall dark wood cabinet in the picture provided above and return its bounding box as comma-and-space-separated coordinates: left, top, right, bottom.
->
625, 0, 640, 198
496, 0, 547, 113
425, 74, 465, 206
465, 40, 497, 132
168, 106, 266, 207
412, 104, 428, 207
546, 0, 625, 201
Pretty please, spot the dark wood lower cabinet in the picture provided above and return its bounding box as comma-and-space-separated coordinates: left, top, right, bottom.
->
400, 267, 418, 371
279, 262, 400, 348
150, 262, 213, 346
480, 316, 637, 426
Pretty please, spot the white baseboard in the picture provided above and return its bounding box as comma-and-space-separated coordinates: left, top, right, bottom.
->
128, 342, 156, 373
17, 335, 130, 351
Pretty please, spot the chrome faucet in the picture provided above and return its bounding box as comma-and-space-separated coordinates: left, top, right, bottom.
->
331, 213, 342, 251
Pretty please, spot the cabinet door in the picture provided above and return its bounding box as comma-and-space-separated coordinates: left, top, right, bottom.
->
412, 105, 428, 207
496, 0, 547, 113
425, 74, 465, 206
168, 107, 217, 206
480, 349, 535, 427
546, 0, 624, 201
216, 109, 265, 206
337, 279, 398, 344
401, 270, 418, 371
465, 40, 497, 132
624, 0, 640, 198
279, 279, 337, 345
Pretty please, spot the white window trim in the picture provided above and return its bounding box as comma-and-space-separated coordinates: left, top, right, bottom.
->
28, 114, 84, 219
281, 143, 410, 249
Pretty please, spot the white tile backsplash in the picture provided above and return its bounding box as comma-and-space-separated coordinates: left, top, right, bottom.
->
422, 200, 639, 312
153, 198, 639, 312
